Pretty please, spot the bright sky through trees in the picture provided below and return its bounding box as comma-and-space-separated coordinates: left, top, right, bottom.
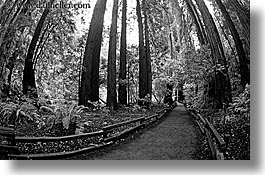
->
76, 0, 138, 45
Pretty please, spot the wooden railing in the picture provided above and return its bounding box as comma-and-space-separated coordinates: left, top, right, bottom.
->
188, 108, 226, 160
1, 105, 176, 160
0, 126, 19, 159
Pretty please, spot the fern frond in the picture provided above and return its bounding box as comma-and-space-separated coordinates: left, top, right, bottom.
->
39, 106, 55, 115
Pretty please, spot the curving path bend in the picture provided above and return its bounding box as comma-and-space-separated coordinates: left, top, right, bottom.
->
70, 103, 203, 160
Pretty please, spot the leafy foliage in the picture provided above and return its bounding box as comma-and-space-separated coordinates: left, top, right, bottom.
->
153, 78, 175, 103
224, 84, 250, 159
182, 45, 213, 108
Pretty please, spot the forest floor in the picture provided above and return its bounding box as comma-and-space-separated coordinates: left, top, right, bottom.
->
1, 97, 212, 159
67, 103, 211, 160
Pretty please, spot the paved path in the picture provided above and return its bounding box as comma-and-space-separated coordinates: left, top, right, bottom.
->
70, 104, 203, 160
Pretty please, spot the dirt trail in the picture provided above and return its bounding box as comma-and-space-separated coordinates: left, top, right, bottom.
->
70, 104, 203, 160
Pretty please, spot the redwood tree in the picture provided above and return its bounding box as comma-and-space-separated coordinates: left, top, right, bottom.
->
79, 0, 107, 106
229, 0, 250, 52
107, 0, 119, 110
118, 0, 127, 105
136, 0, 149, 106
184, 0, 207, 45
214, 0, 250, 87
22, 0, 55, 96
143, 0, 152, 102
196, 0, 232, 108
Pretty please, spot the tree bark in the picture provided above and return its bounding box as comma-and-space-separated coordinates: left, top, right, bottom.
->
184, 0, 207, 45
79, 0, 107, 107
229, 0, 250, 52
215, 18, 238, 64
22, 0, 55, 96
118, 0, 127, 106
196, 0, 232, 108
214, 0, 250, 87
136, 0, 148, 107
143, 0, 152, 103
107, 0, 119, 110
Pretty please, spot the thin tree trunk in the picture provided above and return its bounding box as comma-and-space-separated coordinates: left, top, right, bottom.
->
6, 50, 18, 95
0, 0, 28, 93
107, 0, 119, 110
34, 23, 58, 69
215, 0, 250, 87
118, 0, 127, 105
22, 0, 55, 96
33, 23, 51, 65
79, 0, 107, 107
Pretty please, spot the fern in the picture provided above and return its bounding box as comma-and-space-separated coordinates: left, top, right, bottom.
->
62, 103, 76, 129
39, 106, 54, 115
42, 103, 87, 130
0, 102, 18, 124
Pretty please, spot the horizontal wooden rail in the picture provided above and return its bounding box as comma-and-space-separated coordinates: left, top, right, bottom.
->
144, 114, 159, 121
156, 109, 166, 114
15, 130, 106, 143
8, 106, 174, 160
103, 124, 145, 143
102, 116, 146, 131
197, 114, 206, 125
8, 142, 112, 160
194, 120, 205, 135
0, 126, 14, 131
0, 126, 15, 137
205, 129, 216, 158
188, 107, 225, 160
204, 118, 226, 149
0, 144, 19, 152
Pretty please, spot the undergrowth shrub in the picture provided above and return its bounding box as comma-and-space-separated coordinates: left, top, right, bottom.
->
0, 96, 89, 136
224, 84, 250, 159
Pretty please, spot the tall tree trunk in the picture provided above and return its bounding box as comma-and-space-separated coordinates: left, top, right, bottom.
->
166, 0, 177, 59
184, 0, 207, 45
118, 0, 127, 105
136, 0, 148, 107
107, 0, 119, 110
22, 0, 55, 96
164, 82, 174, 105
215, 18, 238, 64
143, 0, 152, 102
0, 0, 28, 94
229, 0, 250, 53
196, 0, 232, 108
214, 0, 250, 87
79, 0, 107, 107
